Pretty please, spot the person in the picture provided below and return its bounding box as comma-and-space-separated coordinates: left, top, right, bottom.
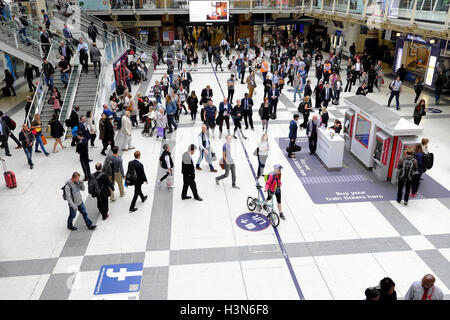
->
176, 50, 184, 71
241, 93, 254, 130
260, 98, 271, 132
62, 23, 74, 46
433, 70, 446, 105
77, 115, 90, 142
57, 55, 70, 89
187, 90, 199, 121
378, 277, 397, 301
30, 114, 49, 156
201, 85, 213, 106
265, 164, 285, 220
214, 52, 223, 72
13, 14, 30, 46
180, 68, 192, 92
24, 64, 35, 92
422, 138, 430, 154
181, 144, 203, 201
48, 113, 65, 153
261, 59, 269, 81
0, 111, 21, 150
321, 107, 329, 128
0, 114, 11, 157
410, 143, 427, 198
414, 76, 423, 103
320, 82, 332, 108
356, 82, 368, 96
298, 97, 312, 129
333, 75, 343, 104
396, 148, 418, 205
165, 94, 178, 133
18, 123, 34, 169
87, 21, 99, 43
396, 64, 407, 81
4, 69, 16, 96
330, 119, 342, 134
364, 287, 380, 300
404, 274, 443, 300
39, 26, 51, 58
256, 133, 269, 178
287, 114, 300, 158
100, 115, 114, 155
77, 38, 89, 74
231, 99, 246, 139
292, 73, 303, 103
92, 163, 114, 220
218, 98, 232, 139
268, 84, 280, 118
203, 99, 217, 138
246, 71, 257, 98
103, 146, 125, 201
227, 74, 235, 103
263, 72, 272, 99
155, 107, 168, 141
413, 99, 426, 126
306, 114, 320, 155
158, 143, 175, 189
86, 111, 96, 147
76, 131, 91, 181
102, 21, 108, 40
41, 9, 50, 29
128, 150, 148, 212
121, 111, 134, 151
90, 43, 102, 78
58, 40, 73, 64
64, 172, 97, 231
68, 106, 80, 146
177, 85, 188, 115
196, 125, 217, 172
388, 76, 402, 110
51, 87, 62, 117
215, 135, 239, 189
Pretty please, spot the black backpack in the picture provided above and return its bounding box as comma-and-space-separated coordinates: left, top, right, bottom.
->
423, 153, 434, 170
88, 174, 101, 198
88, 25, 96, 35
399, 158, 415, 182
61, 182, 73, 201
125, 163, 137, 186
19, 16, 29, 26
103, 156, 114, 175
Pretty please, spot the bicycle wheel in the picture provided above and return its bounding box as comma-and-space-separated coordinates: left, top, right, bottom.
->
247, 196, 257, 211
268, 210, 280, 227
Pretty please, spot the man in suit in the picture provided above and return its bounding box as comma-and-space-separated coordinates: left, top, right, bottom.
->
287, 114, 299, 158
268, 84, 280, 119
93, 163, 114, 220
180, 68, 192, 92
201, 85, 213, 106
76, 132, 90, 181
182, 144, 203, 201
320, 82, 332, 108
89, 42, 102, 78
129, 151, 148, 212
62, 23, 74, 46
306, 114, 320, 155
218, 98, 232, 139
77, 116, 90, 143
58, 40, 73, 64
241, 93, 254, 130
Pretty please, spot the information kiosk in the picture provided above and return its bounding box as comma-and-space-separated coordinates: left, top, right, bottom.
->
344, 96, 423, 184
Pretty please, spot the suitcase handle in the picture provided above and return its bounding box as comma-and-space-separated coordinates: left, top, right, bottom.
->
0, 157, 7, 172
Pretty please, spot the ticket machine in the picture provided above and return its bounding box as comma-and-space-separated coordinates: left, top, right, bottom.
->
344, 96, 423, 184
343, 109, 355, 150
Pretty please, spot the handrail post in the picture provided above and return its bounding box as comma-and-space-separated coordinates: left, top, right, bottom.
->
383, 0, 391, 21
346, 0, 350, 15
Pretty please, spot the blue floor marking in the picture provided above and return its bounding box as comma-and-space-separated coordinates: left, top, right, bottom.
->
210, 63, 305, 300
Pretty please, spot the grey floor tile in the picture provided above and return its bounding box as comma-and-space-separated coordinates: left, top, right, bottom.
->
0, 258, 58, 277
40, 273, 74, 300
426, 234, 450, 249
372, 201, 421, 236
416, 249, 450, 290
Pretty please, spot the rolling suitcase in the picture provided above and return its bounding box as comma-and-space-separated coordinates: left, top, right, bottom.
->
1, 157, 17, 189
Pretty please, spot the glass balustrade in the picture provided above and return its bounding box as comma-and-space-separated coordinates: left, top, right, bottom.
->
323, 0, 334, 11
334, 0, 349, 13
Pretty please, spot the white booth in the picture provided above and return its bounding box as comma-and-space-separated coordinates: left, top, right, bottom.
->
316, 127, 345, 170
344, 96, 423, 184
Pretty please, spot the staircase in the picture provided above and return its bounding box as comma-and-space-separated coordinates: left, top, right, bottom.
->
40, 73, 70, 134
72, 67, 100, 118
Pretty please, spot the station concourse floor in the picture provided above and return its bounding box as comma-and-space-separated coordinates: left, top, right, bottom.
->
1, 52, 450, 300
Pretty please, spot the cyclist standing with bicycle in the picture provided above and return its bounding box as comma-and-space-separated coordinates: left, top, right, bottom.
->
265, 164, 285, 220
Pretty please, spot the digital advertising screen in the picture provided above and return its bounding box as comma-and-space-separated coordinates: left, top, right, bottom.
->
189, 1, 229, 22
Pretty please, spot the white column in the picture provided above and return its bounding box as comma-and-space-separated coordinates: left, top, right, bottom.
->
332, 0, 336, 14
346, 0, 350, 15
383, 0, 391, 21
362, 0, 368, 19
444, 3, 450, 30
410, 0, 418, 25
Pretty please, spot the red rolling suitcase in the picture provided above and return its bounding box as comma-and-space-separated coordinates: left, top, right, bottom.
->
1, 158, 17, 189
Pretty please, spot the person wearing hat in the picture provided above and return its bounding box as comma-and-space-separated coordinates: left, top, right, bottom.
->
265, 164, 285, 220
181, 144, 203, 201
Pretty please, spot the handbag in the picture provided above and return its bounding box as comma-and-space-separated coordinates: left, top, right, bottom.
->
219, 158, 225, 170
211, 151, 217, 161
253, 147, 259, 156
157, 127, 164, 138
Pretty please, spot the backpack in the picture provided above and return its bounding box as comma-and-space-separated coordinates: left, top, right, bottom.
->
4, 115, 16, 130
19, 16, 29, 26
103, 156, 114, 175
88, 174, 101, 198
61, 182, 73, 201
399, 158, 415, 182
423, 153, 434, 170
264, 173, 279, 191
88, 25, 96, 35
125, 163, 137, 186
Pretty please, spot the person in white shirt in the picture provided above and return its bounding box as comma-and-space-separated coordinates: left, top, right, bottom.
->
158, 143, 175, 188
77, 38, 89, 74
404, 274, 443, 300
120, 111, 134, 151
140, 51, 147, 68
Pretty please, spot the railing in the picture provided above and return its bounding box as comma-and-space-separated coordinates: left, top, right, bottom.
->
25, 72, 46, 127
59, 51, 80, 123
0, 22, 46, 59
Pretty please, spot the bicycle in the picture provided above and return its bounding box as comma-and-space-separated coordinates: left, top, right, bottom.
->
246, 184, 280, 227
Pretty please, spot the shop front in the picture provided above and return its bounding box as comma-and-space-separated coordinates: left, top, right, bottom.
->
393, 34, 441, 87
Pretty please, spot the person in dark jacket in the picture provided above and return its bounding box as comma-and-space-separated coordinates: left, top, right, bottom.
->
241, 93, 254, 130
320, 107, 329, 128
76, 132, 91, 181
396, 64, 407, 81
287, 114, 300, 158
268, 84, 280, 118
18, 123, 34, 169
181, 144, 202, 201
101, 115, 115, 155
320, 82, 332, 108
306, 114, 320, 155
93, 163, 114, 220
218, 97, 232, 138
299, 97, 312, 129
128, 150, 148, 212
24, 63, 36, 92
378, 277, 397, 301
260, 98, 271, 132
410, 143, 426, 198
413, 99, 426, 125
414, 77, 424, 103
303, 80, 313, 106
200, 85, 213, 106
4, 69, 16, 96
396, 148, 418, 205
356, 82, 369, 96
49, 112, 65, 153
314, 80, 323, 110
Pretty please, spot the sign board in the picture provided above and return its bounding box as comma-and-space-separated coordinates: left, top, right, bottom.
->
163, 31, 175, 42
94, 263, 143, 295
189, 1, 229, 22
384, 30, 392, 41
236, 212, 270, 232
79, 0, 109, 11
113, 20, 162, 28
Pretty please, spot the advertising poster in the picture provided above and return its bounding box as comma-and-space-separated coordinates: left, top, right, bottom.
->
189, 1, 229, 22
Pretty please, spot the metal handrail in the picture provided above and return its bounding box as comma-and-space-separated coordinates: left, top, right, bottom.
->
61, 59, 82, 142
25, 72, 45, 127
58, 50, 80, 122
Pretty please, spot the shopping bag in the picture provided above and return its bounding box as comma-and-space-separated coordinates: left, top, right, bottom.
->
157, 127, 164, 138
41, 135, 47, 145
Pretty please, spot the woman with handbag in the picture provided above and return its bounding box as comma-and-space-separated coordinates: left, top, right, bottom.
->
255, 133, 269, 179
413, 99, 426, 126
30, 114, 49, 156
49, 112, 65, 153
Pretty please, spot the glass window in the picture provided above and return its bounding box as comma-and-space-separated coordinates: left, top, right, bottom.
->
373, 139, 383, 161
355, 114, 371, 148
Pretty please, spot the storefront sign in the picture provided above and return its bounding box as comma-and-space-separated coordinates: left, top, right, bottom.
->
79, 0, 109, 11
335, 30, 343, 36
163, 31, 174, 42
113, 20, 161, 28
406, 34, 429, 45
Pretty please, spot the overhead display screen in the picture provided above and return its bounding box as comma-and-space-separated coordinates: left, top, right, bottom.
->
189, 1, 229, 22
